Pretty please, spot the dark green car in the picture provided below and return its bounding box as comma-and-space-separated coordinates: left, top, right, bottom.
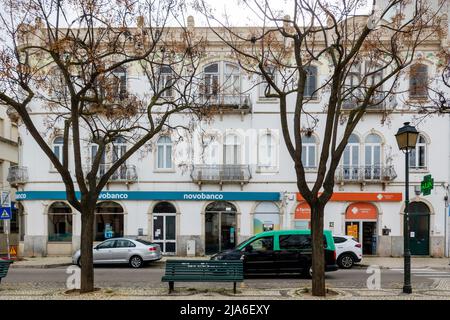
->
211, 229, 338, 277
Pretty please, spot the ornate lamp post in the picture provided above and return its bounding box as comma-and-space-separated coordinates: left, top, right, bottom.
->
395, 122, 419, 294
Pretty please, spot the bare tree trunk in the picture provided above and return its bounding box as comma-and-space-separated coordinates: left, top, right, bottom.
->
310, 201, 325, 296
80, 203, 95, 293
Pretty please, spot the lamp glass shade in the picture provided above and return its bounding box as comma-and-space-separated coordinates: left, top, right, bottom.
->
395, 122, 419, 150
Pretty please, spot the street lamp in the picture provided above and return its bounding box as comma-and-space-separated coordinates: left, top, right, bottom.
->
395, 122, 419, 294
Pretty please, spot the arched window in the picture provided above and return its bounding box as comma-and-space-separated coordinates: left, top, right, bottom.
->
224, 134, 241, 165
343, 134, 360, 180
258, 133, 277, 169
223, 63, 240, 96
203, 63, 219, 96
254, 202, 280, 234
48, 202, 72, 242
157, 136, 173, 169
304, 66, 318, 98
159, 66, 173, 98
409, 64, 428, 99
95, 201, 124, 241
410, 134, 427, 169
364, 133, 382, 180
53, 136, 64, 163
301, 135, 317, 168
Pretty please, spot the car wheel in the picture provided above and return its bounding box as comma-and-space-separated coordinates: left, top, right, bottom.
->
302, 265, 313, 279
338, 254, 354, 269
129, 255, 144, 268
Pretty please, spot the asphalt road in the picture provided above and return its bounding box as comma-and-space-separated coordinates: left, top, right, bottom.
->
3, 264, 446, 291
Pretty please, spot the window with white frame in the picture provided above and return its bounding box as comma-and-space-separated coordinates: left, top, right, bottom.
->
203, 136, 220, 165
111, 66, 127, 100
157, 136, 173, 169
202, 62, 241, 99
301, 135, 317, 168
53, 136, 64, 164
258, 133, 277, 169
364, 133, 382, 180
410, 134, 427, 169
344, 62, 383, 108
159, 65, 173, 98
202, 63, 220, 96
224, 134, 241, 165
90, 143, 106, 176
342, 134, 360, 180
304, 66, 318, 98
409, 64, 428, 99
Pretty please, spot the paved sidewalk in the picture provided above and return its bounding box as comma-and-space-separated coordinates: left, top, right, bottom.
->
358, 257, 450, 270
8, 255, 210, 268
0, 282, 449, 300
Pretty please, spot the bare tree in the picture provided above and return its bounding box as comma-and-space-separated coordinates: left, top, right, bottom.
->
0, 0, 207, 293
197, 0, 445, 296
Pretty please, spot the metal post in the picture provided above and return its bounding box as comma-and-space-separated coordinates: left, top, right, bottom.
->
403, 148, 412, 294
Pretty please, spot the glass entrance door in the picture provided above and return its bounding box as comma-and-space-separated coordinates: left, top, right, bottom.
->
205, 202, 237, 255
153, 214, 176, 254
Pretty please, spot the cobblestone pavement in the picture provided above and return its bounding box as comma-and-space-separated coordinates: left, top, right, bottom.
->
0, 278, 449, 300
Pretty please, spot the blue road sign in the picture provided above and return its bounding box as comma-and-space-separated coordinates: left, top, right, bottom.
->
0, 207, 11, 220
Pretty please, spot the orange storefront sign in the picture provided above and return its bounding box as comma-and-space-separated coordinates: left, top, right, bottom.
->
345, 202, 378, 220
295, 201, 311, 219
296, 192, 402, 202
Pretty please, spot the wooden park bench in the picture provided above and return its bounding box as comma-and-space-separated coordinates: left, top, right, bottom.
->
161, 260, 244, 294
0, 259, 13, 284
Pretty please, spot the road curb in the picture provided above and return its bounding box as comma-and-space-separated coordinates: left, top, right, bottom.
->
10, 263, 72, 269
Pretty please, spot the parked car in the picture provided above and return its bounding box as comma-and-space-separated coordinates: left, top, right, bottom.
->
333, 235, 362, 269
210, 229, 338, 277
72, 238, 162, 268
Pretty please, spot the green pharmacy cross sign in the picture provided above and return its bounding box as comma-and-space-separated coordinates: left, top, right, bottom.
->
421, 174, 434, 196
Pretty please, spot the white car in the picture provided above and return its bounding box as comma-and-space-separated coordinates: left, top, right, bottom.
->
333, 235, 363, 269
72, 238, 162, 268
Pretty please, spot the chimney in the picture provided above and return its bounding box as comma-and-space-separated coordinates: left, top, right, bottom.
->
283, 15, 291, 30
187, 15, 195, 29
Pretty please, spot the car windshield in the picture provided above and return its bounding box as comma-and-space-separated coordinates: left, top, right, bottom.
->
135, 239, 155, 246
235, 236, 256, 249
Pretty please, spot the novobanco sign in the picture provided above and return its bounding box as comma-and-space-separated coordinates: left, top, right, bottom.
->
15, 191, 281, 202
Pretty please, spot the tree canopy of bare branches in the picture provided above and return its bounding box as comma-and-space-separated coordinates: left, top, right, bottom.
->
196, 0, 446, 296
0, 0, 208, 293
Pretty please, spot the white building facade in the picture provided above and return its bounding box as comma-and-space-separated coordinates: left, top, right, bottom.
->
8, 7, 450, 258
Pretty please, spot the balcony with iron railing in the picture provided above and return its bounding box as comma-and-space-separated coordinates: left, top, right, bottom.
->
199, 94, 252, 114
191, 164, 252, 190
7, 166, 29, 186
84, 164, 138, 183
335, 165, 397, 185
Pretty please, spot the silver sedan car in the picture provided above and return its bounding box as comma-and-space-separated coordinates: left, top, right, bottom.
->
72, 238, 162, 268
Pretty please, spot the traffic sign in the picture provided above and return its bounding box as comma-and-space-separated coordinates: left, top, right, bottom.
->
0, 207, 11, 220
0, 191, 10, 207
421, 174, 434, 196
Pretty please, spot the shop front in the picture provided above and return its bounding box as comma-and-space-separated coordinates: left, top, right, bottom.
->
295, 192, 403, 256
15, 190, 281, 257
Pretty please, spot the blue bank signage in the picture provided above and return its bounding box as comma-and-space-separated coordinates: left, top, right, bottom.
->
15, 191, 281, 202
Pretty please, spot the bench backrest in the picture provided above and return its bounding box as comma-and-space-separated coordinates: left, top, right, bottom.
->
0, 260, 13, 278
164, 260, 243, 279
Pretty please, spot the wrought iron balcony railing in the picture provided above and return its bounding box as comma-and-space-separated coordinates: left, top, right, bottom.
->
335, 165, 397, 183
191, 164, 252, 187
85, 164, 138, 183
199, 94, 252, 112
7, 166, 29, 186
